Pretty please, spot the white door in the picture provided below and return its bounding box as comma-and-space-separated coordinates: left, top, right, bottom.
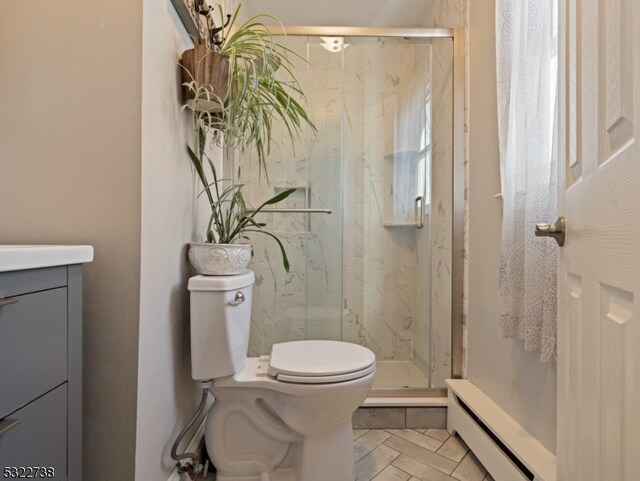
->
557, 1, 640, 480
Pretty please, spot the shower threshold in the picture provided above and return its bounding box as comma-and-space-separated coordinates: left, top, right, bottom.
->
366, 361, 448, 406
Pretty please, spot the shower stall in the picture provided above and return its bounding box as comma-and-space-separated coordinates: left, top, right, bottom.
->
236, 27, 464, 398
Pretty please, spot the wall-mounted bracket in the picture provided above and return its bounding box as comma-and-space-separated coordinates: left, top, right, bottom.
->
170, 0, 231, 49
170, 0, 202, 40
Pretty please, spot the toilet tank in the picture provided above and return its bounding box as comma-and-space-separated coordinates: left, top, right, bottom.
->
188, 271, 255, 380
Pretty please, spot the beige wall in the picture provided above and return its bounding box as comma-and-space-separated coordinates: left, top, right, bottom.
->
0, 0, 142, 479
1, 1, 233, 478
466, 0, 557, 452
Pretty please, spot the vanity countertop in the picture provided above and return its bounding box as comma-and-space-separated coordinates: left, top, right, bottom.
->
0, 245, 94, 272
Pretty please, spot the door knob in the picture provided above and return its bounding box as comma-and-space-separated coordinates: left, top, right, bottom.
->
535, 216, 566, 247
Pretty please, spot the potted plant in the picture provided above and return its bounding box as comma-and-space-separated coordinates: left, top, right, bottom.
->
181, 4, 315, 276
186, 117, 296, 275
180, 37, 229, 113
181, 4, 315, 177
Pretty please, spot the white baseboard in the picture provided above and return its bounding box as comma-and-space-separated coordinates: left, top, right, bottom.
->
167, 417, 208, 481
446, 380, 556, 481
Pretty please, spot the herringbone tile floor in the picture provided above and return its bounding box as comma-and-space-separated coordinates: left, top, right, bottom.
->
204, 428, 493, 480
354, 429, 494, 481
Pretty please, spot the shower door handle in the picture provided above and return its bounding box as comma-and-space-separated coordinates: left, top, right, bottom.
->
535, 216, 566, 247
415, 196, 425, 229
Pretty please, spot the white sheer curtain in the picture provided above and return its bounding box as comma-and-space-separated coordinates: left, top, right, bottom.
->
496, 0, 558, 363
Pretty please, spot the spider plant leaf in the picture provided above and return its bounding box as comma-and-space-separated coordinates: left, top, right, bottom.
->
244, 228, 290, 272
183, 4, 315, 264
265, 187, 297, 205
247, 188, 297, 219
187, 145, 216, 206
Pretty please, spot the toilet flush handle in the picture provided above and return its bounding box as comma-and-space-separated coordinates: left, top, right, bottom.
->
228, 291, 245, 306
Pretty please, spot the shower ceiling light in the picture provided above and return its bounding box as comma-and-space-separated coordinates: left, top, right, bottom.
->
320, 36, 349, 52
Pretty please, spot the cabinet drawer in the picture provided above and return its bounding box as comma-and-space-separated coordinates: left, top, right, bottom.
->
0, 288, 67, 418
0, 384, 67, 480
0, 267, 67, 299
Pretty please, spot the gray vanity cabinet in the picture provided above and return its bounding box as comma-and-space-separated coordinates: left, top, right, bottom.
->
0, 265, 84, 481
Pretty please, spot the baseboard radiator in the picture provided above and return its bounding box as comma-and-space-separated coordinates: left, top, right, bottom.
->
446, 380, 556, 481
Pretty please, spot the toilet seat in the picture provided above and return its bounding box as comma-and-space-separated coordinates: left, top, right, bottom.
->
274, 362, 376, 384
269, 340, 376, 384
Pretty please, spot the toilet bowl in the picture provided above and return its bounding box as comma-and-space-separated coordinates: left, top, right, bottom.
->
188, 272, 376, 481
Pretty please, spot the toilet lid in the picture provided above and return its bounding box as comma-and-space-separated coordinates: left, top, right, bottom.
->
269, 340, 375, 383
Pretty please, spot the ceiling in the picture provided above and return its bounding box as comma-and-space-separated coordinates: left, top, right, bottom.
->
240, 0, 432, 27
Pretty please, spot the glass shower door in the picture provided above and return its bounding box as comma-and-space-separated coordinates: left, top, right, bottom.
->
240, 35, 436, 392
339, 37, 432, 389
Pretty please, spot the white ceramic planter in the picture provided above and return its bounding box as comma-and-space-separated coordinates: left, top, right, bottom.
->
188, 243, 252, 276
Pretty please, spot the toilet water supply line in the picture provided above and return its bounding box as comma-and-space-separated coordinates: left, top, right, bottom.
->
171, 380, 212, 477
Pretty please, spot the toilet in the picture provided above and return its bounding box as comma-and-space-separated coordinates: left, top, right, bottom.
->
189, 271, 376, 481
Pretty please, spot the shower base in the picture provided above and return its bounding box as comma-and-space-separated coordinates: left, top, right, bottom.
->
356, 360, 447, 427
372, 360, 430, 389
367, 361, 448, 406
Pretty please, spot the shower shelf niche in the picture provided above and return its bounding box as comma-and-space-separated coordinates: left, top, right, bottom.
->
382, 216, 429, 228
